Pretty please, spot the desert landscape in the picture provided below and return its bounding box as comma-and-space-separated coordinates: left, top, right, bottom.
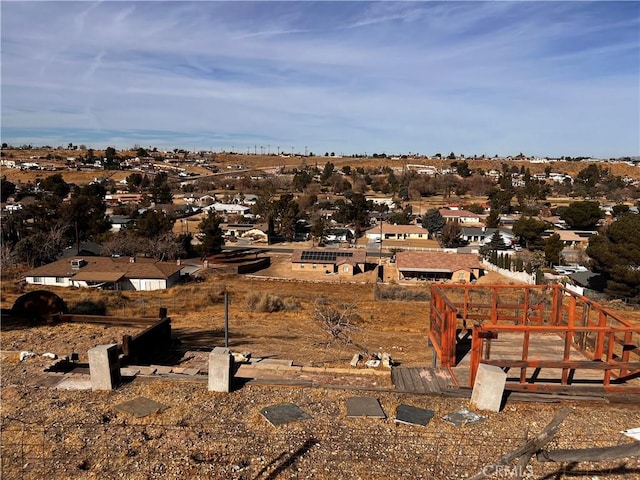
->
2, 262, 640, 479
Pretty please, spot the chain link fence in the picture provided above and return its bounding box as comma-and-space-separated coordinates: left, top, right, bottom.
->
2, 416, 638, 479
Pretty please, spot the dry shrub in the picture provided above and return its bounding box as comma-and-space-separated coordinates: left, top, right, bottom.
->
245, 292, 299, 313
206, 285, 227, 305
375, 285, 430, 302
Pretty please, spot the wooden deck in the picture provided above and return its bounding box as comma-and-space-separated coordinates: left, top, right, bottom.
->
393, 332, 640, 396
391, 367, 456, 395
452, 332, 612, 389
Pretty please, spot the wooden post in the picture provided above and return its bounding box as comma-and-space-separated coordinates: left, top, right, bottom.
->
469, 328, 482, 387
491, 287, 498, 324
604, 329, 615, 386
594, 311, 607, 359
520, 330, 530, 384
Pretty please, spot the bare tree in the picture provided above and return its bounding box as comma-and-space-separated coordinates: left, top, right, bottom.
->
312, 299, 368, 352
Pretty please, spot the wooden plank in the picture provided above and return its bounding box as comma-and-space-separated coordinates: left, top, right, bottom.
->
537, 443, 640, 463
402, 368, 426, 393
482, 360, 640, 370
469, 407, 572, 480
414, 368, 441, 394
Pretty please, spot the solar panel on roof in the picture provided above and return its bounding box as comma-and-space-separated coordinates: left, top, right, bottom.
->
300, 250, 354, 262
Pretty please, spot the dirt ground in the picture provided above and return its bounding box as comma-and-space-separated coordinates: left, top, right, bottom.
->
2, 263, 640, 479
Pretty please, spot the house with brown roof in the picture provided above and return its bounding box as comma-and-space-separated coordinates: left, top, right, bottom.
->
24, 257, 184, 291
291, 248, 367, 276
395, 251, 484, 283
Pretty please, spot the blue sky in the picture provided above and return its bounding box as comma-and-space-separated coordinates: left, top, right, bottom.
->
1, 1, 639, 157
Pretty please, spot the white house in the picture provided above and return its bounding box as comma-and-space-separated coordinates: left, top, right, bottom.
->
202, 203, 251, 215
460, 227, 516, 246
24, 257, 184, 291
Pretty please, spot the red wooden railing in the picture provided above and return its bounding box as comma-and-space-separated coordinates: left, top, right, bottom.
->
430, 284, 640, 392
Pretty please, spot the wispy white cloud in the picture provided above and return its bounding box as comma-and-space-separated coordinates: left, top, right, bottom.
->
1, 1, 638, 157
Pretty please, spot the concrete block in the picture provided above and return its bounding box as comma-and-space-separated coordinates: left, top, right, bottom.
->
470, 363, 507, 412
350, 353, 361, 367
208, 347, 234, 393
88, 344, 120, 391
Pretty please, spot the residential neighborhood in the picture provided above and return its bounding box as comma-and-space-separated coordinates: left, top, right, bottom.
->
2, 1, 640, 477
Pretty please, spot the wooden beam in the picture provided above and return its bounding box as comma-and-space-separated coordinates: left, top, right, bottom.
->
537, 442, 640, 462
469, 407, 572, 480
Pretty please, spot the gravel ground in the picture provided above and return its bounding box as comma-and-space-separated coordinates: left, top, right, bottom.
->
2, 354, 640, 480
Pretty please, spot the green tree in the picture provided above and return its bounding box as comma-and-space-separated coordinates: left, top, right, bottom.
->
487, 231, 508, 250
151, 172, 173, 204
292, 170, 313, 192
559, 201, 603, 230
104, 146, 119, 169
422, 208, 445, 237
126, 173, 144, 193
612, 204, 630, 218
136, 147, 149, 157
512, 216, 549, 250
455, 160, 471, 178
1, 177, 16, 202
485, 209, 500, 228
574, 164, 604, 197
198, 213, 224, 256
134, 210, 174, 238
310, 217, 327, 246
320, 162, 334, 184
39, 173, 70, 198
274, 194, 300, 240
544, 233, 564, 266
386, 205, 412, 225
61, 184, 110, 250
586, 214, 640, 298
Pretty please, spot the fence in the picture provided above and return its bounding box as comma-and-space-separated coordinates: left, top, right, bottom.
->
429, 284, 640, 393
2, 417, 638, 480
481, 259, 536, 284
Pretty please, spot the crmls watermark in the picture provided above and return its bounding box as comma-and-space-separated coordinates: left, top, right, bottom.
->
482, 465, 534, 478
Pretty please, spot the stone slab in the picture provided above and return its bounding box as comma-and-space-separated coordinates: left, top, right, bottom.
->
260, 403, 311, 426
114, 397, 168, 418
182, 367, 201, 376
442, 408, 486, 427
395, 404, 435, 427
350, 353, 361, 367
120, 367, 140, 377
346, 397, 386, 419
56, 376, 92, 391
28, 374, 66, 388
470, 363, 507, 412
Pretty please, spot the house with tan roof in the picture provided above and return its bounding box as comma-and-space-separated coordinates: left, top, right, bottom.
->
439, 208, 483, 226
291, 248, 367, 276
364, 222, 429, 242
24, 256, 184, 291
395, 251, 484, 283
